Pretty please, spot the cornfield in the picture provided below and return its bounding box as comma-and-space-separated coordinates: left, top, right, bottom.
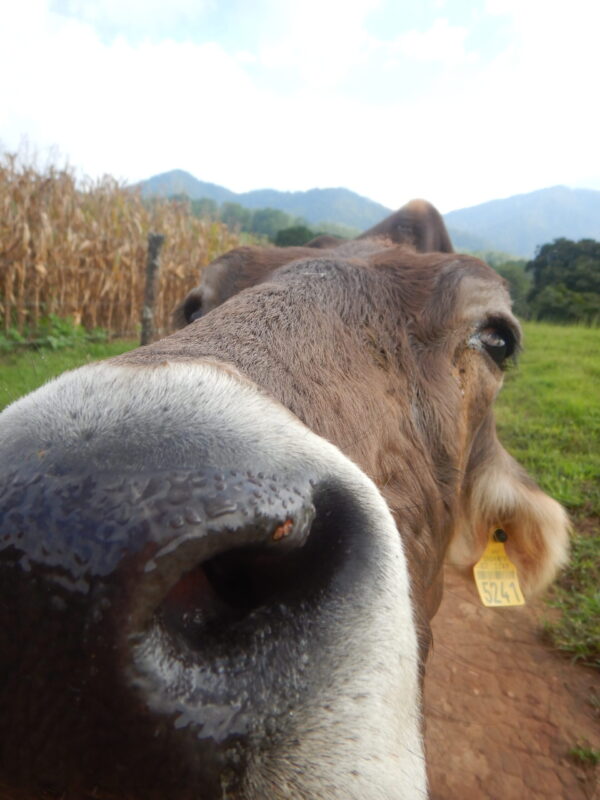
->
0, 154, 243, 339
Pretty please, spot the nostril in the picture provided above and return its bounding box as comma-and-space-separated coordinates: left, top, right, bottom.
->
128, 476, 380, 738
161, 563, 227, 635
159, 541, 312, 645
151, 480, 376, 657
203, 549, 284, 611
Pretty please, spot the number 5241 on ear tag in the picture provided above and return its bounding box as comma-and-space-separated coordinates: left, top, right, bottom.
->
473, 529, 525, 607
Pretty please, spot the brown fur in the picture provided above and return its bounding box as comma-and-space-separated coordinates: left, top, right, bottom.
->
172, 245, 321, 327
358, 199, 454, 253
304, 234, 346, 248
118, 201, 568, 657
173, 200, 451, 327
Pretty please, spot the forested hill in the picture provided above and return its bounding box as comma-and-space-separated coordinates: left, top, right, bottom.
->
445, 186, 600, 257
137, 170, 391, 230
138, 170, 238, 206
137, 172, 600, 257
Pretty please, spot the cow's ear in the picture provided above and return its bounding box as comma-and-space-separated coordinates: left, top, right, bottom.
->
447, 430, 570, 597
357, 199, 454, 253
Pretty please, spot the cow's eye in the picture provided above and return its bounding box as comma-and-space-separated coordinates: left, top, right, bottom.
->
479, 326, 514, 367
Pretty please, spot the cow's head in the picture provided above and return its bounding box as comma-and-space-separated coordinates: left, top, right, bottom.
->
0, 201, 568, 800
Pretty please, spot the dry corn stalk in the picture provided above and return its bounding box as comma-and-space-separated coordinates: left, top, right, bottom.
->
0, 153, 243, 338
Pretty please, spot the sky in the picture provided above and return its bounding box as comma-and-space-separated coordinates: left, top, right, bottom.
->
2, 0, 599, 212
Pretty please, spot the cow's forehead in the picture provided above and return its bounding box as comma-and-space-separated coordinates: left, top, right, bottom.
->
453, 271, 513, 319
390, 250, 517, 334
269, 244, 516, 333
435, 256, 516, 318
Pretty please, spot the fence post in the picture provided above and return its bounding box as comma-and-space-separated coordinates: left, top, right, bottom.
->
140, 233, 165, 346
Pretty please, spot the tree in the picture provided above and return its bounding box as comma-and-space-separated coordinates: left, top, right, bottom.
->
526, 238, 600, 324
250, 207, 293, 240
528, 284, 600, 324
493, 260, 532, 318
275, 225, 316, 246
221, 202, 252, 231
191, 197, 218, 219
527, 238, 600, 294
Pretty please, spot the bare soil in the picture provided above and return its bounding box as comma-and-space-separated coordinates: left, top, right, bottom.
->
424, 568, 599, 799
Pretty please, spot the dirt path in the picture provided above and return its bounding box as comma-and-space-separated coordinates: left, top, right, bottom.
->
424, 568, 599, 799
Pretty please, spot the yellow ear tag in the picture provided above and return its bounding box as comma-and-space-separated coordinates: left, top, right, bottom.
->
473, 529, 525, 607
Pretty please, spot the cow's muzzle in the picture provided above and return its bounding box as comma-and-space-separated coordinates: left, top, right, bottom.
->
0, 362, 424, 800
0, 462, 372, 798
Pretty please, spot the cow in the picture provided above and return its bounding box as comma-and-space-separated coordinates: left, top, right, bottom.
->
0, 200, 568, 800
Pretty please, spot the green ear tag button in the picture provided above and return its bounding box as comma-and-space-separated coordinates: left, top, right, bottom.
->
473, 529, 525, 607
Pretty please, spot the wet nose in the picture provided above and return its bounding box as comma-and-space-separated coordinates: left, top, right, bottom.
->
0, 463, 319, 677
0, 463, 363, 796
0, 465, 316, 623
0, 361, 417, 800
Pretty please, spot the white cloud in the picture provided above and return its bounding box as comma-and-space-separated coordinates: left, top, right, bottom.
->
1, 4, 261, 184
391, 18, 475, 65
235, 50, 258, 65
256, 0, 381, 88
468, 0, 600, 195
50, 0, 213, 36
1, 0, 599, 214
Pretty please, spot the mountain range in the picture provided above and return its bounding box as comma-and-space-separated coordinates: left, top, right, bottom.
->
137, 170, 600, 258
138, 169, 389, 230
445, 186, 600, 257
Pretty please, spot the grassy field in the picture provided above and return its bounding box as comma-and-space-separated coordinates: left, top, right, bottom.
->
494, 322, 599, 669
0, 339, 136, 411
496, 322, 600, 516
0, 321, 598, 666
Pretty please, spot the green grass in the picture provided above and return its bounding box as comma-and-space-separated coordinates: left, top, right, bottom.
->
0, 340, 136, 412
542, 532, 600, 669
0, 314, 110, 355
568, 743, 600, 766
496, 322, 599, 669
496, 322, 600, 515
0, 321, 598, 667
